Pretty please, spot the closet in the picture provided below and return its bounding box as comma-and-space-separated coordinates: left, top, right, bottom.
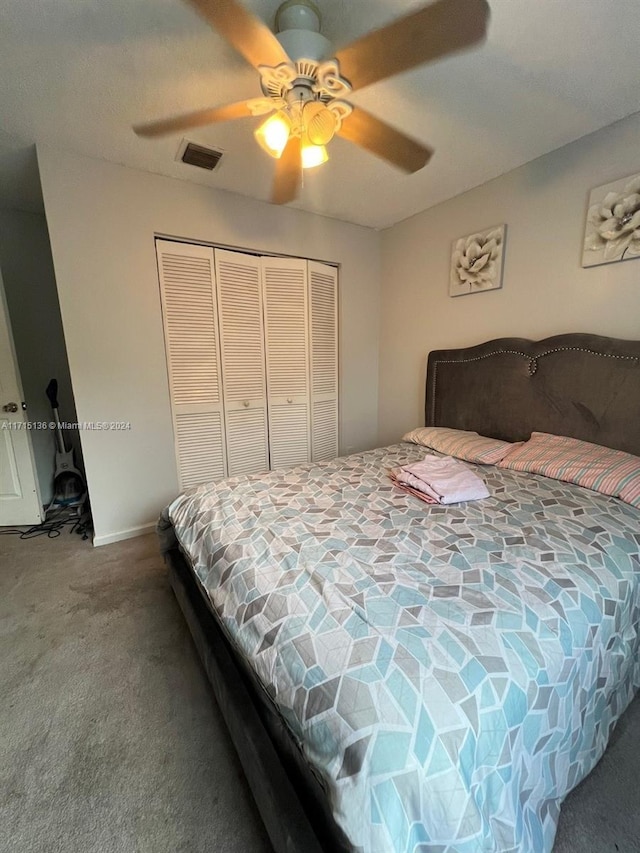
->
156, 239, 339, 490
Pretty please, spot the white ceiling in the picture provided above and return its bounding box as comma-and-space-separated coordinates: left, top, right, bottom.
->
0, 0, 638, 229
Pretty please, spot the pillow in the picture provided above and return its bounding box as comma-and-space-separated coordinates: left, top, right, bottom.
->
498, 432, 640, 508
402, 426, 516, 465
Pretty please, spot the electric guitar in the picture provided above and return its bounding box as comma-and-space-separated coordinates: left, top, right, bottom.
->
45, 379, 86, 507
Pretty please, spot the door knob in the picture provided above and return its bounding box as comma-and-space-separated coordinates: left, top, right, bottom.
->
2, 402, 18, 413
243, 400, 250, 408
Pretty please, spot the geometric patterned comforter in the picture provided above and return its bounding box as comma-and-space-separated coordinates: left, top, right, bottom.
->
166, 443, 640, 853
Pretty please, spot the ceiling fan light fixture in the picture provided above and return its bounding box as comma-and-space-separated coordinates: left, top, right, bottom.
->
134, 0, 490, 204
303, 101, 338, 146
255, 111, 291, 158
301, 140, 328, 169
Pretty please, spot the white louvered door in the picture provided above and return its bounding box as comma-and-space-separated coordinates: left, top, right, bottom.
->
308, 261, 339, 462
262, 257, 311, 470
158, 242, 339, 489
215, 249, 270, 476
156, 240, 227, 489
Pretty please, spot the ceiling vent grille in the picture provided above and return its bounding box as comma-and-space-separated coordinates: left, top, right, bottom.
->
181, 142, 223, 171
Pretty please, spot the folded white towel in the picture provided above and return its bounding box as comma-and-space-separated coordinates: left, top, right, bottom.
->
394, 455, 489, 504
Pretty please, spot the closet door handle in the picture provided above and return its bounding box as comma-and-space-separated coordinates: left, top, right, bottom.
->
287, 397, 293, 404
243, 400, 250, 408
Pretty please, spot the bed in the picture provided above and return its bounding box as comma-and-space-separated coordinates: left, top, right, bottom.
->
158, 333, 640, 853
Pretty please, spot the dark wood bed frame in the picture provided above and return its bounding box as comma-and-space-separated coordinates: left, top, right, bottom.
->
162, 333, 640, 853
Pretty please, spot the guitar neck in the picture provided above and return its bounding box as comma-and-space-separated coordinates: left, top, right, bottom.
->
51, 406, 68, 454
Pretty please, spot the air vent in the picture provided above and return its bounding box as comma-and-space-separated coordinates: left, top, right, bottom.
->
181, 142, 223, 171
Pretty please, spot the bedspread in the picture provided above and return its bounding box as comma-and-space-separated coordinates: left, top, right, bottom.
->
166, 443, 640, 853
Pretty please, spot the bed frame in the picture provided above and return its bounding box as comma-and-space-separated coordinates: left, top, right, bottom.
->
162, 332, 640, 853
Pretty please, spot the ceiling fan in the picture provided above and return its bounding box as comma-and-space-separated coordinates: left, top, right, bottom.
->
134, 0, 490, 205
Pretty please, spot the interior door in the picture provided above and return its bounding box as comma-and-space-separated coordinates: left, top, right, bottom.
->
0, 269, 42, 525
262, 256, 311, 470
157, 239, 227, 490
308, 261, 339, 462
215, 249, 269, 476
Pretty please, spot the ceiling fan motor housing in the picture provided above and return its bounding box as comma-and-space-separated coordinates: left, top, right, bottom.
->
275, 0, 321, 32
265, 0, 347, 115
274, 0, 332, 63
286, 83, 315, 107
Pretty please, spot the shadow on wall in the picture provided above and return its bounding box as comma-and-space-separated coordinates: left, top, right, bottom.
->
0, 206, 82, 507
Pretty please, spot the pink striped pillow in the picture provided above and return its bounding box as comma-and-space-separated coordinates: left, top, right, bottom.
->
498, 432, 640, 508
402, 427, 515, 465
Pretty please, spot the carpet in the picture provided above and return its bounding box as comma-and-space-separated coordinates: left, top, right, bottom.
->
0, 530, 272, 853
1, 530, 638, 852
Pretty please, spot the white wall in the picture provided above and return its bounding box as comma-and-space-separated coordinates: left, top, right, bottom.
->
0, 210, 79, 505
37, 146, 381, 545
378, 111, 640, 445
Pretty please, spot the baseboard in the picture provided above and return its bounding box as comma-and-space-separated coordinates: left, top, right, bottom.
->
93, 522, 157, 547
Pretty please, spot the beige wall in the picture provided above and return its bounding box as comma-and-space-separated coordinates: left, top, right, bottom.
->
378, 112, 640, 445
37, 146, 381, 545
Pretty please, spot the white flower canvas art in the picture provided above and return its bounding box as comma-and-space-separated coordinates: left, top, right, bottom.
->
449, 224, 506, 297
582, 173, 640, 268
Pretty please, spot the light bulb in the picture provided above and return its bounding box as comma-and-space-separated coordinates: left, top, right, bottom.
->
301, 143, 329, 169
254, 112, 291, 159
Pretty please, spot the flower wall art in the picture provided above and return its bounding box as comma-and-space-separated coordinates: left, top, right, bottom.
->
449, 224, 506, 297
582, 173, 640, 268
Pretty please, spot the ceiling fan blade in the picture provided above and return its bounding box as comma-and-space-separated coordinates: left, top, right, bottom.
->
337, 107, 433, 173
271, 136, 302, 205
184, 0, 290, 69
334, 0, 489, 92
134, 100, 270, 138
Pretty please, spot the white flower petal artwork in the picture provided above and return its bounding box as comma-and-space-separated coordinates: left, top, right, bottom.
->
582, 172, 640, 268
449, 224, 506, 297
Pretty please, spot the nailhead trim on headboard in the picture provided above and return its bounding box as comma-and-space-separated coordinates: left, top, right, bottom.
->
429, 345, 640, 426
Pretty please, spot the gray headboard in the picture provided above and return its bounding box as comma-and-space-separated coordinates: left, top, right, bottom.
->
426, 333, 640, 456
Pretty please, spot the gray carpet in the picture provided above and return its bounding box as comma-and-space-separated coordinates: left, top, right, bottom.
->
1, 530, 638, 853
0, 530, 272, 853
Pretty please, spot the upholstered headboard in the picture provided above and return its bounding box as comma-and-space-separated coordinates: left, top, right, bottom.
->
426, 333, 640, 456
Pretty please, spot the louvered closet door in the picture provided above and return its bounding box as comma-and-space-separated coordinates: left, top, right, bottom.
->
308, 261, 339, 462
156, 240, 227, 489
262, 257, 311, 470
215, 249, 269, 476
